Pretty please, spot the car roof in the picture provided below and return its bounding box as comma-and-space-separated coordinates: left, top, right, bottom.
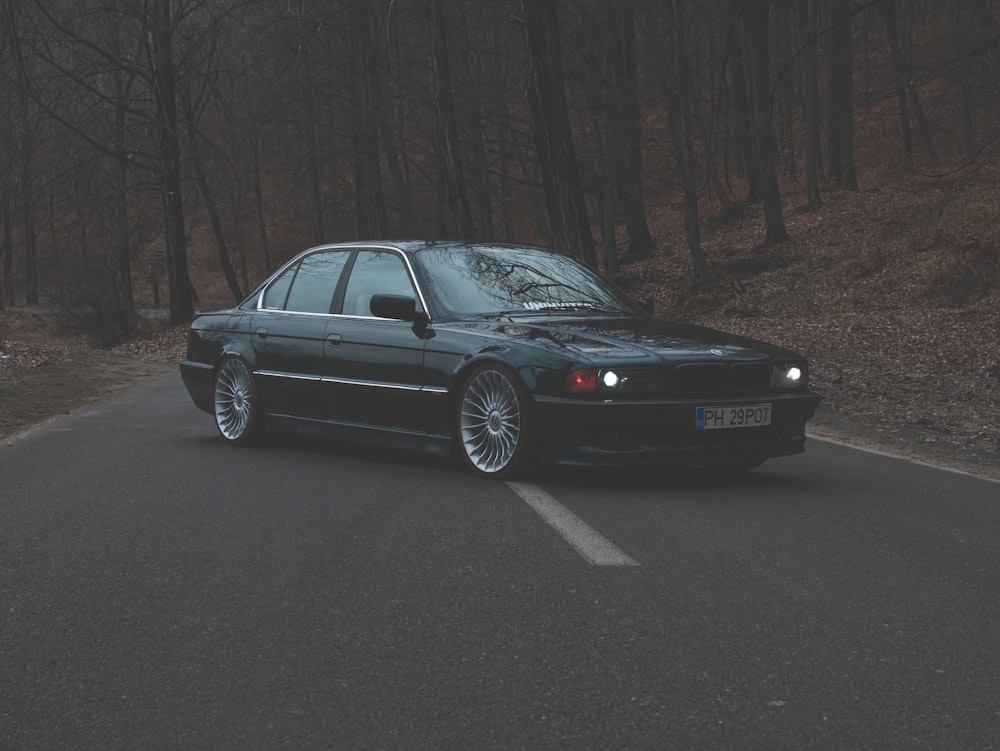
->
298, 240, 556, 259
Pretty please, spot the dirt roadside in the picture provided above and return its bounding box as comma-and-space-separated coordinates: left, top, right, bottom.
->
0, 316, 186, 445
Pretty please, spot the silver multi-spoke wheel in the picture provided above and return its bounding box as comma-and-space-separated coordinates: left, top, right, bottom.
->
214, 357, 259, 444
458, 366, 529, 477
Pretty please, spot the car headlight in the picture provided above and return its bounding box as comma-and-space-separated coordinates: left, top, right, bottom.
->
770, 362, 807, 389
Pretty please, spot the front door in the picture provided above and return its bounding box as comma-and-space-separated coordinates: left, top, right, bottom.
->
323, 250, 429, 450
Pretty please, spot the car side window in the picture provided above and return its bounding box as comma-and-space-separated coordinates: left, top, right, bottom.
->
342, 251, 415, 317
283, 251, 349, 314
261, 264, 297, 310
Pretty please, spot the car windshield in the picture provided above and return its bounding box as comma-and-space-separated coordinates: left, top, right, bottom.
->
415, 245, 639, 319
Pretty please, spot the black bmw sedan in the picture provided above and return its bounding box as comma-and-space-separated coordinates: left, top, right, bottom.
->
180, 241, 820, 478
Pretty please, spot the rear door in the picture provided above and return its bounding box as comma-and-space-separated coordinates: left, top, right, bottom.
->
251, 250, 349, 423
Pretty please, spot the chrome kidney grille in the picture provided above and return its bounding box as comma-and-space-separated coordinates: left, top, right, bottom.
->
673, 362, 770, 395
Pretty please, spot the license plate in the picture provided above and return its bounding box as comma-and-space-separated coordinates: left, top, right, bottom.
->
696, 404, 771, 430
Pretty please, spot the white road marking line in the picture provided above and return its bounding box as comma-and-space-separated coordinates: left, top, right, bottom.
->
506, 481, 640, 567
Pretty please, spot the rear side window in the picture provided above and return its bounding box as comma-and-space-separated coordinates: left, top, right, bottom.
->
261, 264, 297, 310
282, 251, 349, 314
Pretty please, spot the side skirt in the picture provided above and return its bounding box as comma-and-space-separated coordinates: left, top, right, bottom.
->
266, 412, 451, 458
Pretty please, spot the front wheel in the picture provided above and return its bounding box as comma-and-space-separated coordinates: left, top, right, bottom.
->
214, 357, 262, 445
456, 364, 533, 479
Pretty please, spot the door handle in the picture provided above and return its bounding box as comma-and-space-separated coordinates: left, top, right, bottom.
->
255, 328, 268, 338
326, 333, 343, 345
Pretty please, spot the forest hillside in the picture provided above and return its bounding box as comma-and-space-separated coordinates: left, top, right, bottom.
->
0, 1, 997, 464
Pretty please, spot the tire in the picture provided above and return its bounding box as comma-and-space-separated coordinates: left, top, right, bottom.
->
213, 357, 262, 445
456, 364, 533, 479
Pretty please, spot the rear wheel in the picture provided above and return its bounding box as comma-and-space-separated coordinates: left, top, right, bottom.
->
456, 364, 533, 479
214, 357, 262, 445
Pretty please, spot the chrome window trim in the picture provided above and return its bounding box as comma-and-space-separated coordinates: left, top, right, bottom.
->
254, 244, 432, 319
255, 310, 336, 319
332, 313, 416, 322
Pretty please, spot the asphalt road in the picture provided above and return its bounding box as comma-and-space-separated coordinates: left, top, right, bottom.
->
2, 372, 999, 750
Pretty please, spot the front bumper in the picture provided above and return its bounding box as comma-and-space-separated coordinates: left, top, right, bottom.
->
534, 391, 821, 467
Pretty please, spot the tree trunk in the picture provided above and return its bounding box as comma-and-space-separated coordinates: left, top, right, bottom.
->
775, 0, 796, 177
728, 34, 759, 203
428, 0, 475, 238
608, 0, 655, 263
859, 3, 874, 109
803, 0, 822, 208
151, 0, 193, 325
110, 26, 136, 329
660, 0, 707, 281
737, 0, 788, 246
249, 135, 272, 273
378, 14, 417, 235
597, 64, 619, 273
492, 27, 517, 243
695, 4, 742, 217
7, 1, 38, 304
879, 0, 913, 161
458, 7, 494, 242
950, 1, 976, 161
521, 0, 597, 266
0, 190, 10, 310
230, 180, 249, 295
348, 2, 389, 239
181, 81, 242, 303
899, 1, 937, 164
828, 0, 858, 189
295, 2, 324, 244
18, 88, 38, 305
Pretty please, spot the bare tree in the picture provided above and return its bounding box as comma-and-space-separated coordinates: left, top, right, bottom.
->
0, 191, 11, 309
736, 0, 788, 245
604, 0, 656, 264
347, 0, 389, 239
376, 4, 417, 236
521, 0, 597, 266
802, 0, 823, 209
5, 0, 39, 305
950, 0, 977, 161
827, 0, 858, 189
653, 0, 708, 281
181, 79, 243, 302
428, 0, 475, 238
882, 0, 938, 164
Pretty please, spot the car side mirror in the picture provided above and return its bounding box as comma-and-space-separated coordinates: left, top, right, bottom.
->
636, 298, 655, 316
370, 293, 423, 321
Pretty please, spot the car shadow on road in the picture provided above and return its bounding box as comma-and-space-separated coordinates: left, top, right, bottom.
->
186, 429, 818, 494
527, 463, 814, 493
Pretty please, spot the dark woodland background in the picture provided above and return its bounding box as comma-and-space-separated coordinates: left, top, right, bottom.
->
1, 0, 998, 341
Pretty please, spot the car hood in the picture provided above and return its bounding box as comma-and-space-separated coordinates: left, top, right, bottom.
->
442, 315, 801, 363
